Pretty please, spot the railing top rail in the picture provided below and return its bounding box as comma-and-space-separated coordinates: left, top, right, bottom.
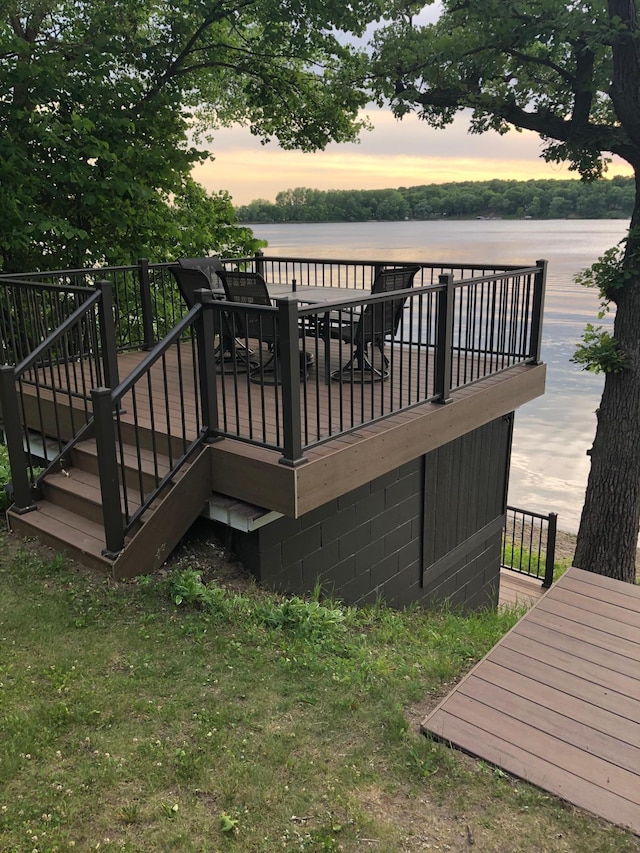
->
0, 276, 96, 295
452, 265, 543, 288
291, 282, 440, 317
0, 261, 204, 281
110, 304, 201, 402
13, 289, 102, 377
507, 505, 556, 522
229, 254, 532, 272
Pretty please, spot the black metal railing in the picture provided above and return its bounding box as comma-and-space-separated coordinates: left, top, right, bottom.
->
0, 262, 179, 355
1, 254, 547, 528
0, 282, 118, 509
205, 260, 545, 462
0, 277, 98, 366
92, 293, 215, 556
502, 505, 558, 588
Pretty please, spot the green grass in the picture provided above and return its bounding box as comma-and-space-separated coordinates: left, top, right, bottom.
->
502, 540, 571, 583
0, 534, 638, 852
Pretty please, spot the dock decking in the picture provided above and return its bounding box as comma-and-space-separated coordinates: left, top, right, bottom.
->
422, 566, 640, 835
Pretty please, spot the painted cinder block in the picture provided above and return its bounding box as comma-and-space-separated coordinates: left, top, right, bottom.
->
225, 415, 511, 612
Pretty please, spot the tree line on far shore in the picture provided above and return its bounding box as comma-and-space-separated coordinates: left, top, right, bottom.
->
235, 177, 634, 223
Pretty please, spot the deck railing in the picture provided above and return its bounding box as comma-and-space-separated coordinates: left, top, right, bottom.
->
502, 505, 557, 588
0, 281, 118, 509
1, 254, 546, 360
207, 262, 545, 461
93, 294, 215, 556
1, 254, 546, 505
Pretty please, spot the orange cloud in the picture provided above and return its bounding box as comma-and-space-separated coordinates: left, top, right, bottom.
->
192, 113, 633, 206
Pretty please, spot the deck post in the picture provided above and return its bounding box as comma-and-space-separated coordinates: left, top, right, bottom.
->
194, 290, 219, 440
529, 259, 548, 364
435, 273, 454, 403
91, 387, 125, 558
543, 511, 557, 588
0, 365, 36, 512
254, 249, 265, 278
277, 298, 306, 467
137, 258, 155, 350
96, 280, 120, 392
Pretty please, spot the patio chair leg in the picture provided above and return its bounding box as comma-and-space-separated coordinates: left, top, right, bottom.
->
331, 344, 389, 381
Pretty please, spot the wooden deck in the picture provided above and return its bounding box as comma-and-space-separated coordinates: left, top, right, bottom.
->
23, 344, 545, 518
498, 568, 546, 608
422, 566, 640, 835
113, 345, 545, 516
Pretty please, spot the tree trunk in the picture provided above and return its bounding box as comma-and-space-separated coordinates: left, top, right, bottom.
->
573, 173, 640, 583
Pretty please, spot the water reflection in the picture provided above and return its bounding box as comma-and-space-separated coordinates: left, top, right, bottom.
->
253, 219, 628, 532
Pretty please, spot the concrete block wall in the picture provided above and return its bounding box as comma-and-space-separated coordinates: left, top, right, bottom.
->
228, 460, 423, 607
225, 441, 502, 612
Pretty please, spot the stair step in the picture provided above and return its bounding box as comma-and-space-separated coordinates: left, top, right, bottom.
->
9, 502, 113, 573
71, 440, 171, 492
41, 468, 142, 527
10, 433, 210, 578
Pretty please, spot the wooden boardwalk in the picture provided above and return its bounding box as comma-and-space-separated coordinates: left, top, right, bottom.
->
422, 566, 640, 836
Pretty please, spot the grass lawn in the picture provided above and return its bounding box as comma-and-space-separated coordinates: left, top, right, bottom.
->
0, 525, 638, 853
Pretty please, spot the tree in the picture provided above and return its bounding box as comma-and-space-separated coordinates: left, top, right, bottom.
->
0, 0, 380, 270
367, 0, 640, 583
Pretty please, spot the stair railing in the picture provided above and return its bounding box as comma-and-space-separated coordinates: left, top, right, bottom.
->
92, 290, 218, 557
0, 281, 118, 512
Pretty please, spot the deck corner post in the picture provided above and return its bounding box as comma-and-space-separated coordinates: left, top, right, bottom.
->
543, 511, 557, 588
529, 259, 548, 365
435, 273, 454, 403
194, 290, 219, 439
91, 386, 124, 558
0, 365, 36, 512
96, 279, 120, 392
137, 257, 155, 350
277, 298, 306, 467
254, 249, 265, 278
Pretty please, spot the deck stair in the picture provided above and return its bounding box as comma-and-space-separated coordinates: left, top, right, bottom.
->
7, 436, 211, 579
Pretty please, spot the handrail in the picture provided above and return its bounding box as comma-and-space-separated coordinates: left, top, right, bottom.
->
0, 287, 111, 511
14, 290, 101, 376
0, 276, 96, 295
93, 298, 214, 556
110, 304, 201, 401
229, 253, 530, 272
451, 265, 542, 287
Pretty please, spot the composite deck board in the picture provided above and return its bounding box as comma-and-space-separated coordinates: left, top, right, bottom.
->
533, 596, 640, 644
422, 566, 640, 836
29, 343, 504, 450
497, 569, 545, 608
116, 343, 474, 447
23, 343, 545, 514
525, 607, 640, 660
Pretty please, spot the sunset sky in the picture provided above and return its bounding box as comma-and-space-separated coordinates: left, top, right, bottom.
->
192, 109, 634, 207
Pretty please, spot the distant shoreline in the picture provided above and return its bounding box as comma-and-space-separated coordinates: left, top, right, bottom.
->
240, 214, 631, 225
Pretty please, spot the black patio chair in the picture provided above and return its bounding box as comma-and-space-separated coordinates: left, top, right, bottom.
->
216, 269, 309, 385
169, 259, 257, 372
329, 265, 420, 381
177, 256, 225, 290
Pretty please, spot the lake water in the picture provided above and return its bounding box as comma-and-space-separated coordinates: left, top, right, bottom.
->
251, 219, 629, 533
